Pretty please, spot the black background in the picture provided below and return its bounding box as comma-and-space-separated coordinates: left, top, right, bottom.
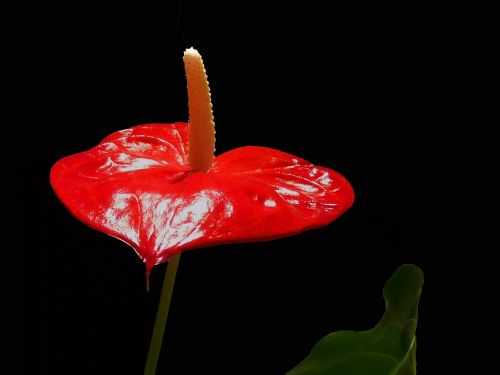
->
22, 2, 448, 374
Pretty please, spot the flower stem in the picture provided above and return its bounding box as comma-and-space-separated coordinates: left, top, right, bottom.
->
144, 254, 181, 375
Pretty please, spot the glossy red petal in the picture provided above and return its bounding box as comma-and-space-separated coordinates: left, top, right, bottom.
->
51, 123, 354, 271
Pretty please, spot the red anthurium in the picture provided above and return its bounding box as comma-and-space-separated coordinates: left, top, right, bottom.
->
51, 123, 353, 271
50, 47, 355, 374
50, 48, 354, 276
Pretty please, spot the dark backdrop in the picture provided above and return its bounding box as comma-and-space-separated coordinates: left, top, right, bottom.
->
23, 2, 444, 374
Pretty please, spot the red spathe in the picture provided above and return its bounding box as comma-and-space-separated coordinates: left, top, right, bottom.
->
50, 123, 354, 273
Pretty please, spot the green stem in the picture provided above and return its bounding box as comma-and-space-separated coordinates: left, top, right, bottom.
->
144, 254, 181, 375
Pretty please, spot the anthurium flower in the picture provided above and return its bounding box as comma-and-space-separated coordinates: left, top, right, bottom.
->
50, 48, 354, 277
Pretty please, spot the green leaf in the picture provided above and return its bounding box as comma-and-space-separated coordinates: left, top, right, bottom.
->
287, 264, 423, 375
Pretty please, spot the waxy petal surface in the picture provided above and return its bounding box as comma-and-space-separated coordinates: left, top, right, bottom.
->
51, 123, 354, 271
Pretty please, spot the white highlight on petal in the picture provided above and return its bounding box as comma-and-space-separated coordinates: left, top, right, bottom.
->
116, 153, 130, 162
113, 193, 130, 210
138, 190, 222, 253
124, 140, 153, 152
276, 186, 300, 196
318, 172, 332, 186
97, 157, 116, 171
264, 199, 277, 208
103, 192, 138, 243
119, 158, 161, 172
224, 202, 234, 217
289, 182, 319, 193
100, 142, 119, 152
96, 156, 161, 173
